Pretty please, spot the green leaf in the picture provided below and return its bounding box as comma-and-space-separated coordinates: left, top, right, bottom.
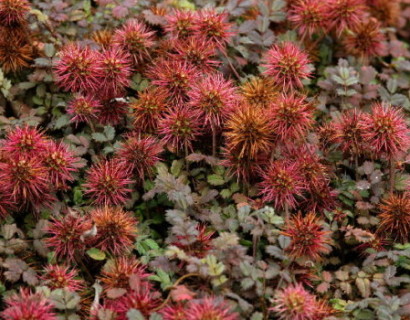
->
44, 43, 55, 58
92, 132, 108, 142
104, 126, 115, 140
86, 248, 106, 261
207, 174, 225, 186
55, 115, 70, 129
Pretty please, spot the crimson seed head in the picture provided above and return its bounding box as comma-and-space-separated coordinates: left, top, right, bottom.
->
271, 283, 330, 320
90, 207, 137, 256
98, 46, 133, 99
288, 0, 329, 39
172, 36, 219, 73
42, 141, 79, 190
377, 193, 410, 243
83, 159, 134, 206
54, 43, 103, 93
2, 125, 47, 159
40, 264, 84, 292
331, 109, 366, 156
188, 73, 239, 129
326, 0, 367, 37
147, 59, 199, 105
158, 106, 202, 153
97, 99, 129, 126
240, 76, 277, 109
193, 9, 234, 50
106, 281, 161, 318
160, 303, 187, 320
225, 103, 275, 159
0, 288, 57, 320
100, 256, 151, 291
113, 19, 156, 66
258, 160, 306, 210
0, 156, 55, 210
45, 214, 92, 262
220, 146, 267, 184
185, 297, 239, 320
359, 103, 410, 159
282, 212, 332, 261
0, 0, 30, 27
131, 87, 169, 134
116, 135, 163, 182
0, 34, 33, 73
270, 93, 315, 143
262, 42, 312, 91
67, 94, 101, 125
343, 18, 386, 60
165, 9, 198, 39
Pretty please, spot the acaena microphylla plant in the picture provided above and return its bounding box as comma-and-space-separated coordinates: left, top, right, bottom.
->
41, 141, 79, 190
98, 99, 129, 126
359, 102, 410, 160
270, 283, 332, 320
270, 93, 315, 144
40, 264, 84, 292
45, 213, 93, 262
165, 9, 198, 40
172, 36, 219, 73
1, 125, 47, 159
0, 156, 55, 210
258, 160, 306, 212
0, 288, 57, 320
240, 76, 277, 109
326, 0, 367, 37
377, 193, 410, 243
0, 35, 34, 73
83, 159, 134, 206
116, 134, 163, 182
98, 46, 133, 99
147, 58, 199, 105
367, 0, 400, 27
220, 146, 268, 184
188, 72, 239, 129
331, 109, 366, 156
90, 207, 137, 256
0, 0, 30, 27
282, 212, 332, 262
193, 9, 234, 51
160, 303, 187, 320
67, 94, 102, 126
92, 29, 114, 49
343, 18, 387, 61
54, 43, 103, 93
184, 296, 239, 320
112, 19, 156, 66
99, 257, 151, 291
288, 0, 329, 39
131, 87, 168, 134
106, 281, 162, 318
262, 42, 312, 91
225, 102, 275, 159
158, 106, 203, 155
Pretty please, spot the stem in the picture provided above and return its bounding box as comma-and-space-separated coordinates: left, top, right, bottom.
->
221, 49, 241, 79
389, 159, 395, 193
284, 203, 290, 221
211, 125, 217, 157
152, 273, 202, 312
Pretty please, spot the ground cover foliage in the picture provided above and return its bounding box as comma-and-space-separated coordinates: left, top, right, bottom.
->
2, 0, 410, 319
